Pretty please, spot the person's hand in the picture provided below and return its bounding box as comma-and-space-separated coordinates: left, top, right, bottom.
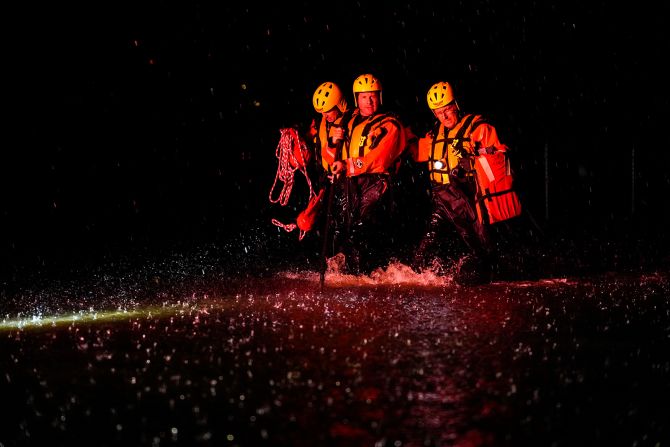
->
458, 156, 471, 171
331, 126, 345, 143
368, 127, 383, 148
329, 161, 345, 182
308, 118, 318, 139
477, 145, 497, 155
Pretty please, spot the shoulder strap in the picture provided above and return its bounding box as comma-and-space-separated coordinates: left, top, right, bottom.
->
361, 113, 391, 135
334, 110, 355, 160
455, 114, 478, 140
431, 120, 441, 139
356, 112, 396, 151
339, 108, 354, 126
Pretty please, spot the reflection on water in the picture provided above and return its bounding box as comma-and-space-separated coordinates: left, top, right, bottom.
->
1, 254, 669, 446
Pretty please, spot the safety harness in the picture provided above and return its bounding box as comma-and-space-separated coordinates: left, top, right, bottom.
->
428, 114, 480, 184
347, 111, 401, 159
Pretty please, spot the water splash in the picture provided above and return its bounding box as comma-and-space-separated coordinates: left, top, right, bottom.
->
281, 257, 454, 288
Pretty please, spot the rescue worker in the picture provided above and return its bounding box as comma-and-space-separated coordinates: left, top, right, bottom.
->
310, 81, 350, 179
330, 73, 408, 274
309, 81, 351, 256
268, 83, 350, 245
411, 81, 509, 284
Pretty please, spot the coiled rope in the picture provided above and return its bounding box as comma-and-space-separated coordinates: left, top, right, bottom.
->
269, 128, 315, 240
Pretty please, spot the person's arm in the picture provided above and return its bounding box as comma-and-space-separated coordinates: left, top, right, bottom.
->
404, 125, 421, 162
470, 122, 508, 155
327, 125, 347, 180
346, 117, 407, 174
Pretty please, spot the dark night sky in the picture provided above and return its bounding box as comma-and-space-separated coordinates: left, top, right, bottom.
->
4, 0, 670, 269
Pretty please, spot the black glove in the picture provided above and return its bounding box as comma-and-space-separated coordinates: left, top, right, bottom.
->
450, 157, 473, 180
458, 156, 472, 171
477, 145, 497, 155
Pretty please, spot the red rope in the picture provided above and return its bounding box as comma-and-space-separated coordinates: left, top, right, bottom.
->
269, 128, 314, 240
269, 128, 314, 206
271, 218, 306, 241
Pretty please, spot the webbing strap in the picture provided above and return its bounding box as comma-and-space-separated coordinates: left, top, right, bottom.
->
479, 187, 516, 202
356, 113, 395, 153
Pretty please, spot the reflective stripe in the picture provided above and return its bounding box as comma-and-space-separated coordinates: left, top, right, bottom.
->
478, 157, 496, 182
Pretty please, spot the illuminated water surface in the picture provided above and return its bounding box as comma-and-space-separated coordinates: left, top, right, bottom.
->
1, 257, 669, 446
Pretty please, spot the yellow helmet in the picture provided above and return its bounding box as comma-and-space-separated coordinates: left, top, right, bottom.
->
353, 73, 382, 106
312, 82, 348, 114
427, 81, 456, 110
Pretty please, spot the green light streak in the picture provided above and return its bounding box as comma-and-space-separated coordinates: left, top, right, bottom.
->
0, 305, 178, 331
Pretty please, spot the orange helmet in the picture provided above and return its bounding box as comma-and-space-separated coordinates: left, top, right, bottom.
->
353, 73, 382, 106
427, 81, 456, 110
312, 82, 348, 114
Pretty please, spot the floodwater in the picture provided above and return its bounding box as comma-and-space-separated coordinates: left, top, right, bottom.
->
1, 250, 669, 447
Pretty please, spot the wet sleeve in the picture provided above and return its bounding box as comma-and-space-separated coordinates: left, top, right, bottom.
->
414, 133, 433, 162
404, 126, 420, 162
319, 120, 336, 169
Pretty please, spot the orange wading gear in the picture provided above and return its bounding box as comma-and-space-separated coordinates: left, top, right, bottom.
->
343, 109, 407, 176
415, 114, 521, 224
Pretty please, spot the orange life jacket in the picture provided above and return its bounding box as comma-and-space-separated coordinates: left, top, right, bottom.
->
343, 110, 407, 176
318, 111, 351, 171
474, 152, 522, 224
416, 114, 485, 185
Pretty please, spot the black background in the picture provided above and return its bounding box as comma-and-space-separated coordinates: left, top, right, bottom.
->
4, 0, 670, 272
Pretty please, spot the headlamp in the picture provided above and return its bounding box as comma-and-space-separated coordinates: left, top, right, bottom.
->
433, 159, 446, 170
